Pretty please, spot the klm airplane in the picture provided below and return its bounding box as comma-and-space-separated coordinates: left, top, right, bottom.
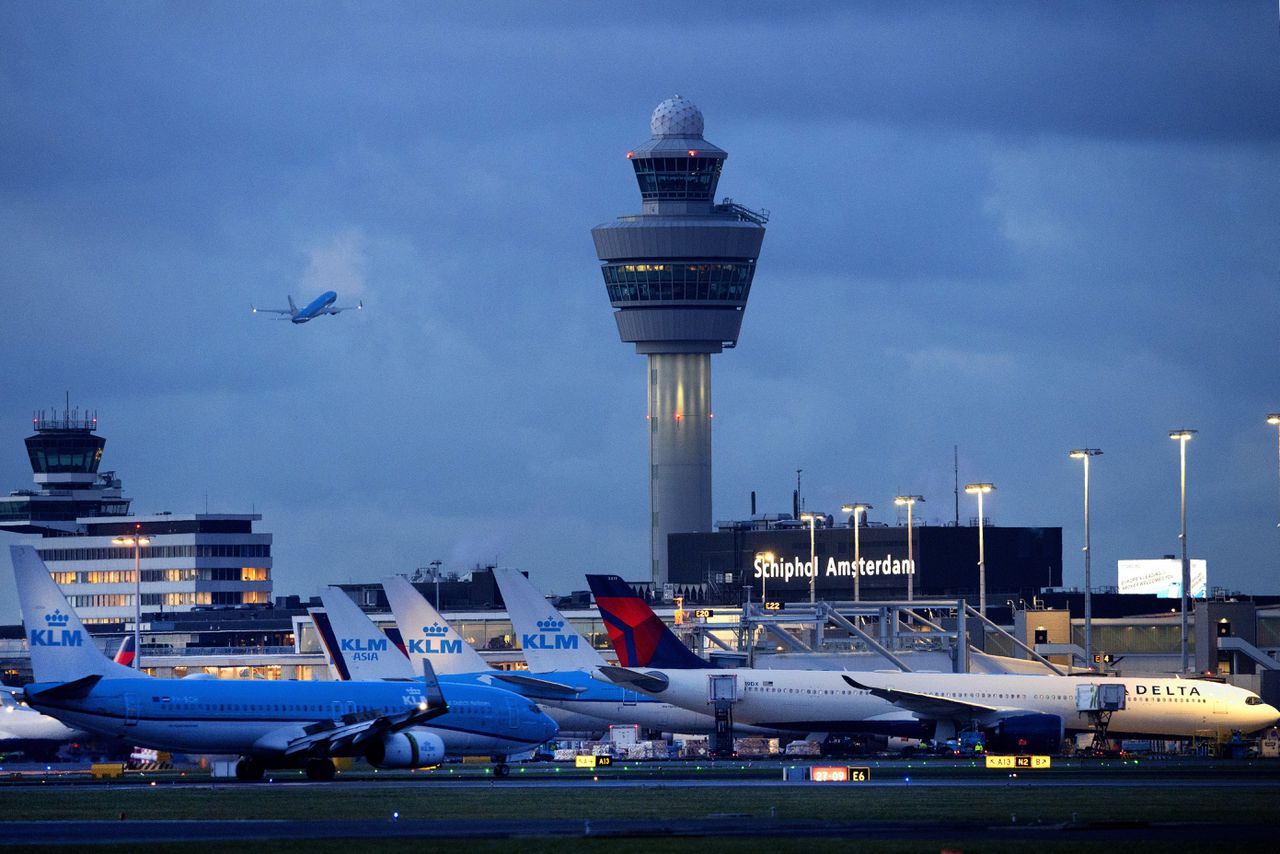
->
315, 583, 609, 737
10, 546, 556, 780
251, 291, 362, 324
388, 571, 788, 735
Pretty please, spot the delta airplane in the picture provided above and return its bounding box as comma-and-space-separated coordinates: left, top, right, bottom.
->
587, 574, 1280, 753
10, 546, 557, 780
252, 291, 362, 324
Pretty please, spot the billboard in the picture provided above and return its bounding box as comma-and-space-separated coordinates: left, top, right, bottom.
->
1116, 558, 1207, 597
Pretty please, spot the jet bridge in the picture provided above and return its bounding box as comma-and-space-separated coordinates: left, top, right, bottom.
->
678, 599, 1064, 674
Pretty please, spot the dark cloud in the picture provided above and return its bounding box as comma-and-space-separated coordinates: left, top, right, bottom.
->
0, 3, 1277, 618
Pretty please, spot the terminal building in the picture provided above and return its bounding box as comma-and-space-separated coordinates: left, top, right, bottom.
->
668, 513, 1061, 605
0, 404, 272, 624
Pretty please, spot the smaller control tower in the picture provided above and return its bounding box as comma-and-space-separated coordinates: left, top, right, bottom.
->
592, 97, 767, 586
0, 400, 131, 534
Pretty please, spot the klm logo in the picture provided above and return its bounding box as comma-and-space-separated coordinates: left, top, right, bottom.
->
407, 622, 462, 655
29, 610, 84, 648
342, 637, 388, 662
522, 616, 578, 651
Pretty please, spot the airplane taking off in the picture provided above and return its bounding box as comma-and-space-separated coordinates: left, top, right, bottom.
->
10, 546, 556, 780
586, 575, 1280, 753
251, 291, 362, 324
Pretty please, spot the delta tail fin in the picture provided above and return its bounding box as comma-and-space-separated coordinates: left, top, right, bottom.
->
111, 634, 136, 667
316, 587, 414, 680
381, 575, 491, 675
584, 574, 711, 669
493, 568, 606, 673
10, 545, 139, 683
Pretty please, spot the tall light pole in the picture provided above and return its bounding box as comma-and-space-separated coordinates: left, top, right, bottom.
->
1170, 429, 1197, 672
799, 513, 819, 603
893, 495, 924, 601
840, 503, 872, 602
1268, 414, 1280, 527
755, 550, 775, 605
964, 484, 995, 617
1070, 449, 1102, 668
112, 523, 150, 671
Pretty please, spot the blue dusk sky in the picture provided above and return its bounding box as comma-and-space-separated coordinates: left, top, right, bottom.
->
1, 2, 1277, 620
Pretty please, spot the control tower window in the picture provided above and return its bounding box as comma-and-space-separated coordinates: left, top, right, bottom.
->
603, 261, 755, 303
25, 436, 105, 473
632, 157, 723, 201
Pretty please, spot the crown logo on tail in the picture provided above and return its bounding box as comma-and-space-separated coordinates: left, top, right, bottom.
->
536, 617, 565, 632
44, 610, 70, 627
422, 623, 449, 637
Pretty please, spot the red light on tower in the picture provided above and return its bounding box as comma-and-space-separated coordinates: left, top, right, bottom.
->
688, 149, 697, 157
626, 151, 634, 159
674, 413, 682, 422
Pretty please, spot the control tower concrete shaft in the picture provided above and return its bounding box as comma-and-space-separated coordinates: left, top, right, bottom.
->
591, 97, 767, 587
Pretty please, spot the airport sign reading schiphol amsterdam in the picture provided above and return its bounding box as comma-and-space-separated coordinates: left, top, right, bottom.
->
753, 554, 915, 584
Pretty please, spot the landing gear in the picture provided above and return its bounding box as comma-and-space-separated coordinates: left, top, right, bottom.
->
494, 763, 510, 777
234, 757, 264, 781
305, 758, 336, 781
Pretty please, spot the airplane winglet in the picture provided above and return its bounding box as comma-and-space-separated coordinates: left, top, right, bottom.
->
419, 658, 448, 719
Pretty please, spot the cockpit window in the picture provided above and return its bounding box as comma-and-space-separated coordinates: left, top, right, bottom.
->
1246, 696, 1261, 705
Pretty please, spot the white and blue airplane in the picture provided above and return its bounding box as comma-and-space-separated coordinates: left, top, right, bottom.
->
252, 291, 362, 324
313, 585, 606, 737
10, 545, 557, 780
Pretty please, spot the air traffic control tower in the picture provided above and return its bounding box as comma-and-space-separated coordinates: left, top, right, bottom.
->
592, 97, 768, 587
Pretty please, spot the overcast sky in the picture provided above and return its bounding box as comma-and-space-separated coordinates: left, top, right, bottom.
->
1, 2, 1277, 621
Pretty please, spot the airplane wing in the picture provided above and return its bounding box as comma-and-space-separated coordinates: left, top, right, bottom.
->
488, 672, 586, 699
327, 300, 363, 315
841, 675, 1007, 722
282, 660, 447, 759
251, 305, 293, 316
597, 665, 670, 695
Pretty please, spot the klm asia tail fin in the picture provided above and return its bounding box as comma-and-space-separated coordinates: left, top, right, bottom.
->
316, 586, 414, 681
493, 568, 606, 673
10, 545, 139, 683
585, 574, 711, 669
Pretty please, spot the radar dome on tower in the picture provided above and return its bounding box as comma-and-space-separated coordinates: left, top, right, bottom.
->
650, 96, 704, 138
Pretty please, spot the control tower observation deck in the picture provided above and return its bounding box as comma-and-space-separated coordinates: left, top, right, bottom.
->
591, 97, 767, 587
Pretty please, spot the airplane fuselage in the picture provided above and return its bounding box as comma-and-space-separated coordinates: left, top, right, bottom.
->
27, 676, 556, 759
293, 291, 338, 323
618, 668, 1279, 740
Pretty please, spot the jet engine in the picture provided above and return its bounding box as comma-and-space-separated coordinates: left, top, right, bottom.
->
985, 713, 1064, 754
365, 728, 446, 769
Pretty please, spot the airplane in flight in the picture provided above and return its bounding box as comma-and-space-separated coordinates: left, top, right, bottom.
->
586, 574, 1280, 753
9, 546, 557, 780
251, 291, 362, 324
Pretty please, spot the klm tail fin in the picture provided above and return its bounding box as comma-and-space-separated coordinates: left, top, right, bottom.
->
585, 575, 711, 669
317, 587, 414, 681
287, 295, 298, 315
493, 568, 606, 673
381, 576, 491, 675
10, 545, 139, 683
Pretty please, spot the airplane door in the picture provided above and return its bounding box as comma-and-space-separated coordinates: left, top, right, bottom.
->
623, 690, 639, 706
1213, 700, 1229, 715
124, 694, 139, 727
507, 696, 519, 730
